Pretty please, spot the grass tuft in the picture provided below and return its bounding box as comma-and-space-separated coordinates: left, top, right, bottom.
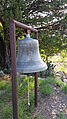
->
39, 77, 54, 96
58, 112, 67, 119
61, 84, 67, 94
1, 106, 13, 119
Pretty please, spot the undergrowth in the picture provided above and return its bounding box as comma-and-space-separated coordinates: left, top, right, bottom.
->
0, 76, 67, 119
39, 77, 55, 97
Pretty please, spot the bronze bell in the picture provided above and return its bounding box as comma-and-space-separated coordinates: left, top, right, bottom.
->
16, 34, 47, 73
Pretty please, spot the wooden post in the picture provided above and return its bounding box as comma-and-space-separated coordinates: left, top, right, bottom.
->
9, 21, 18, 119
9, 19, 38, 119
34, 32, 38, 107
34, 72, 38, 107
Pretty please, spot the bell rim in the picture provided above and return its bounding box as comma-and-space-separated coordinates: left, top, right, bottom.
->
17, 65, 47, 74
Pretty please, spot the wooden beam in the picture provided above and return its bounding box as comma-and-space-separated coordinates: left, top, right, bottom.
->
9, 21, 18, 119
11, 19, 38, 33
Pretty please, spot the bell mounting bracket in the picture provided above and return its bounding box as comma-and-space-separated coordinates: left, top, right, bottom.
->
9, 19, 38, 119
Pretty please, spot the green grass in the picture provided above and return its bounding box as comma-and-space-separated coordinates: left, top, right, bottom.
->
61, 84, 67, 94
1, 106, 13, 119
39, 76, 67, 96
39, 77, 55, 97
44, 77, 55, 85
39, 83, 53, 96
0, 76, 34, 119
0, 80, 8, 90
18, 99, 32, 119
55, 79, 67, 94
17, 76, 34, 97
17, 76, 35, 119
33, 115, 46, 119
55, 79, 63, 87
38, 77, 55, 86
0, 76, 67, 119
58, 112, 67, 119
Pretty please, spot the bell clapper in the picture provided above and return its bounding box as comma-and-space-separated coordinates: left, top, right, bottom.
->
28, 77, 30, 106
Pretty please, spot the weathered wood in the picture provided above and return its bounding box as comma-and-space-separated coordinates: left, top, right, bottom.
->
9, 19, 38, 119
9, 21, 18, 119
11, 19, 38, 33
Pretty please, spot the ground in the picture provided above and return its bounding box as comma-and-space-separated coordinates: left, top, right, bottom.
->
0, 74, 67, 119
31, 85, 67, 119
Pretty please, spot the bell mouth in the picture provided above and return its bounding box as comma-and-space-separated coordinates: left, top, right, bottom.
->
17, 60, 47, 74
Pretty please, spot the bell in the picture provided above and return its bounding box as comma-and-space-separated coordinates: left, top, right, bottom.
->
16, 34, 47, 73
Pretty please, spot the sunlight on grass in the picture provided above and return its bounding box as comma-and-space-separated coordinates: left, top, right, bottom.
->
0, 76, 67, 119
0, 80, 8, 90
55, 79, 67, 94
55, 79, 63, 87
39, 77, 55, 96
0, 76, 35, 119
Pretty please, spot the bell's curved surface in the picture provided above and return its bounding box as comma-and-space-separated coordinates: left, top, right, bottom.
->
16, 34, 47, 73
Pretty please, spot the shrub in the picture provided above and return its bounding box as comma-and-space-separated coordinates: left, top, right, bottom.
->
45, 61, 56, 77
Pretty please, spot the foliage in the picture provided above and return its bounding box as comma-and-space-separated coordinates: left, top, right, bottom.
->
58, 112, 67, 119
0, 0, 67, 68
0, 22, 4, 39
40, 83, 53, 96
0, 76, 35, 119
1, 106, 13, 119
0, 80, 8, 90
61, 84, 67, 94
60, 50, 67, 61
40, 49, 46, 62
39, 77, 54, 96
40, 31, 63, 57
55, 79, 67, 94
40, 49, 56, 77
44, 77, 55, 85
39, 61, 56, 78
17, 75, 34, 97
45, 61, 56, 77
34, 115, 46, 119
18, 99, 32, 119
55, 79, 63, 87
0, 76, 67, 118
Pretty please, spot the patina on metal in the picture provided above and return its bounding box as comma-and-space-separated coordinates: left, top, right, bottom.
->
16, 34, 47, 73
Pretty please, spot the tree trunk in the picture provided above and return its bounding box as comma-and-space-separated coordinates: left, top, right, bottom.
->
0, 18, 11, 69
0, 36, 5, 68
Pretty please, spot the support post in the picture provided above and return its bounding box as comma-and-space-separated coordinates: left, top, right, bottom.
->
34, 72, 38, 107
9, 21, 18, 119
9, 19, 38, 119
34, 32, 38, 107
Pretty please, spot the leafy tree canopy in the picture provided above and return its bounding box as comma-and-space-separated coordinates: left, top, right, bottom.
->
0, 0, 67, 58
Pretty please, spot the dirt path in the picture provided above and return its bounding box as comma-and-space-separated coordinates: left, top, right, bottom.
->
31, 86, 67, 119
